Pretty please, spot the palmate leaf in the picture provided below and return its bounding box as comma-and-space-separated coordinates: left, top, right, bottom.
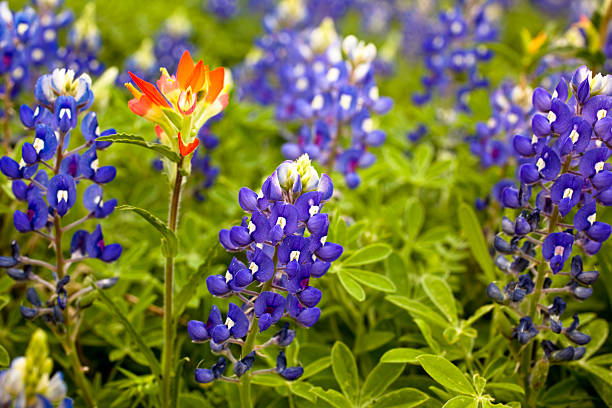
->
97, 133, 182, 163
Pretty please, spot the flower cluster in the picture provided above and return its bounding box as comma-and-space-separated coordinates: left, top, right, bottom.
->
57, 3, 104, 77
125, 50, 230, 165
468, 81, 534, 169
188, 154, 343, 384
207, 0, 239, 19
0, 329, 71, 408
237, 13, 392, 188
0, 67, 120, 322
0, 1, 72, 102
487, 66, 612, 361
411, 1, 499, 113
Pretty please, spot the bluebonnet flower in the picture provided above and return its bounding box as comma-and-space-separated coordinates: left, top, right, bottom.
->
0, 329, 72, 408
236, 10, 392, 188
488, 66, 612, 360
0, 68, 121, 332
189, 154, 342, 384
275, 350, 303, 380
56, 3, 104, 76
207, 0, 238, 19
412, 1, 501, 113
195, 357, 227, 384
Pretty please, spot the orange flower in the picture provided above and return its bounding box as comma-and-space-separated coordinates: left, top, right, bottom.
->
178, 132, 199, 157
125, 49, 231, 158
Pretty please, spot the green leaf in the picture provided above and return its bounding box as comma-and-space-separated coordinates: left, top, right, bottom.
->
404, 198, 424, 239
457, 203, 494, 281
342, 244, 393, 267
342, 268, 396, 292
369, 388, 429, 408
355, 331, 395, 353
250, 374, 287, 387
417, 354, 475, 395
576, 362, 612, 405
0, 345, 9, 367
175, 262, 207, 318
486, 382, 525, 395
414, 318, 440, 354
412, 143, 434, 172
310, 387, 352, 408
338, 270, 365, 301
361, 362, 405, 405
301, 356, 331, 380
422, 275, 457, 324
97, 133, 182, 163
465, 304, 494, 327
582, 319, 608, 359
0, 295, 8, 311
385, 296, 448, 328
380, 348, 423, 364
442, 395, 478, 408
117, 205, 177, 257
289, 382, 316, 403
331, 341, 359, 403
576, 361, 612, 386
94, 285, 161, 376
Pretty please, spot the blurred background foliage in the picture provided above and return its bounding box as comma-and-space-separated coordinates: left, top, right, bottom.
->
0, 0, 610, 407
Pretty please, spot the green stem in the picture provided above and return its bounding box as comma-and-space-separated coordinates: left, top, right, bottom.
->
51, 133, 95, 407
238, 250, 276, 408
65, 333, 96, 407
600, 0, 612, 51
161, 162, 184, 408
2, 75, 12, 152
521, 155, 571, 402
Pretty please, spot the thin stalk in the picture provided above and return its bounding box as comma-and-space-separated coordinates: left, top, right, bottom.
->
49, 129, 95, 407
521, 154, 572, 404
599, 0, 612, 51
65, 332, 95, 407
239, 251, 276, 408
2, 75, 12, 152
161, 162, 184, 408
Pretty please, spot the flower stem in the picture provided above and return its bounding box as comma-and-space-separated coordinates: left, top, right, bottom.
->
238, 249, 276, 408
161, 163, 183, 408
600, 0, 612, 51
521, 154, 571, 403
2, 75, 12, 152
65, 332, 96, 407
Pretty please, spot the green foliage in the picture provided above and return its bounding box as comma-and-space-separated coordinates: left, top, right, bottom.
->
0, 1, 610, 407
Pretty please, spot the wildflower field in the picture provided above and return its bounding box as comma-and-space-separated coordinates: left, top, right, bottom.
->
1, 0, 612, 407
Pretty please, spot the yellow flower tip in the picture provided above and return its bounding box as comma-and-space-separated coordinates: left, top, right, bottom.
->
124, 82, 142, 98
